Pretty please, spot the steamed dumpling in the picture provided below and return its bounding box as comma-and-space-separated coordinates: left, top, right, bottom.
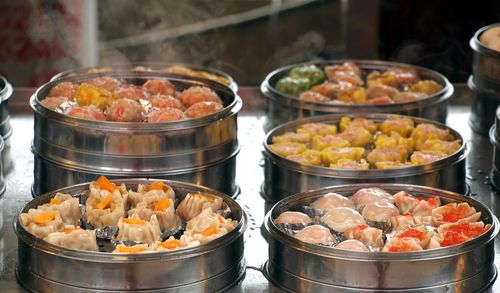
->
39, 193, 81, 226
85, 186, 126, 228
361, 201, 400, 232
274, 211, 313, 225
310, 192, 355, 211
44, 226, 98, 251
294, 225, 336, 245
321, 207, 366, 233
383, 237, 423, 252
335, 239, 369, 252
182, 208, 238, 245
112, 244, 152, 254
344, 225, 385, 249
116, 214, 162, 244
351, 187, 394, 212
176, 193, 223, 221
431, 202, 481, 226
127, 181, 175, 209
128, 196, 181, 231
20, 209, 64, 238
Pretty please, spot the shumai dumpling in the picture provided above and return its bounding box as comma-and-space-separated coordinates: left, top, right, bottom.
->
86, 186, 126, 228
272, 131, 311, 144
311, 135, 350, 151
379, 116, 415, 138
410, 123, 454, 151
419, 139, 461, 155
339, 126, 373, 147
20, 209, 64, 238
44, 226, 98, 251
181, 208, 238, 245
297, 123, 337, 136
39, 193, 81, 226
176, 193, 223, 221
330, 159, 369, 170
269, 142, 307, 157
112, 243, 152, 254
286, 149, 322, 166
128, 196, 181, 231
374, 131, 414, 155
89, 176, 128, 200
367, 146, 408, 164
116, 214, 162, 244
321, 147, 365, 166
128, 181, 175, 209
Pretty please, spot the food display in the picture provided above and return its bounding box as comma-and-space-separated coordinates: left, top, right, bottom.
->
19, 176, 239, 253
40, 76, 224, 122
268, 115, 461, 170
479, 26, 500, 52
265, 184, 498, 292
272, 186, 490, 252
16, 178, 246, 292
274, 62, 443, 105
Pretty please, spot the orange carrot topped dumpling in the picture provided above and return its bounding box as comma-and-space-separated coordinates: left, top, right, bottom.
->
176, 193, 223, 222
128, 196, 181, 231
86, 177, 126, 228
112, 243, 152, 254
39, 192, 81, 226
127, 181, 175, 209
181, 208, 238, 245
20, 209, 64, 238
116, 214, 161, 244
44, 225, 98, 251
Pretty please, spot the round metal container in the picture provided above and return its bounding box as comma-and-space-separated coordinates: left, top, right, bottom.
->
15, 178, 247, 293
0, 75, 13, 146
489, 125, 500, 190
261, 60, 453, 131
470, 23, 500, 92
31, 72, 242, 197
264, 183, 499, 292
50, 64, 238, 93
468, 76, 500, 136
0, 136, 6, 197
262, 113, 468, 203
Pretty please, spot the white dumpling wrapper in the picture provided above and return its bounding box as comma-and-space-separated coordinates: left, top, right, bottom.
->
44, 226, 98, 251
128, 196, 181, 231
20, 209, 64, 239
116, 214, 162, 244
321, 207, 366, 233
176, 193, 223, 221
182, 208, 238, 245
310, 192, 355, 211
85, 188, 126, 228
39, 193, 81, 226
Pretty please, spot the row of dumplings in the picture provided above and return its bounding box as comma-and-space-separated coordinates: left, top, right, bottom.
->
20, 176, 238, 254
269, 115, 461, 170
274, 187, 490, 252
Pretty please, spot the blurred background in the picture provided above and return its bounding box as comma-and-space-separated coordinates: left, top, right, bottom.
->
0, 0, 499, 87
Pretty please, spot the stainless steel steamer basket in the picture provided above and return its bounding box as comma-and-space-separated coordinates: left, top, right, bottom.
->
261, 60, 453, 131
262, 114, 468, 203
470, 23, 500, 92
15, 179, 247, 293
0, 75, 13, 145
468, 75, 500, 136
264, 183, 499, 292
50, 63, 239, 93
31, 72, 242, 197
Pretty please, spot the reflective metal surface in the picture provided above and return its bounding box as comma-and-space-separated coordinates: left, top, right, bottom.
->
31, 72, 241, 196
0, 85, 500, 292
263, 114, 467, 202
470, 23, 500, 93
261, 60, 453, 131
16, 179, 246, 292
265, 183, 498, 292
0, 75, 13, 145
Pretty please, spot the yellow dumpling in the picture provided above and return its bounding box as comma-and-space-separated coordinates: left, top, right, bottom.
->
374, 132, 414, 155
419, 139, 461, 155
340, 126, 373, 147
339, 117, 378, 133
408, 80, 443, 95
311, 135, 350, 151
379, 116, 415, 137
269, 142, 307, 157
297, 123, 337, 136
321, 147, 365, 166
366, 71, 398, 88
330, 159, 369, 170
411, 123, 454, 151
337, 87, 366, 104
286, 149, 322, 166
375, 161, 415, 170
410, 150, 447, 165
367, 146, 408, 164
272, 131, 311, 144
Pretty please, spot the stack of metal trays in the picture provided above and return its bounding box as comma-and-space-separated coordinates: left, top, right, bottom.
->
469, 23, 500, 135
30, 72, 242, 197
0, 75, 13, 146
264, 184, 499, 292
262, 113, 468, 203
261, 60, 453, 131
15, 179, 247, 292
489, 107, 500, 189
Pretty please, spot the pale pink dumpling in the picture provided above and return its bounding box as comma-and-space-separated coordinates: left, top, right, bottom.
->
106, 98, 143, 122
294, 225, 335, 245
48, 82, 78, 100
65, 105, 105, 121
150, 95, 184, 110
321, 207, 366, 233
143, 79, 176, 96
178, 86, 222, 107
41, 97, 67, 110
147, 108, 186, 123
114, 86, 146, 101
310, 192, 355, 211
88, 76, 122, 91
185, 101, 223, 119
351, 188, 394, 212
335, 239, 369, 252
274, 211, 313, 225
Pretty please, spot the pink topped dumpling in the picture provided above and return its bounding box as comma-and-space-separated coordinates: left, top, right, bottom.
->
106, 99, 143, 122
185, 101, 223, 119
48, 82, 78, 100
147, 108, 186, 123
178, 86, 222, 108
65, 105, 106, 121
143, 79, 176, 96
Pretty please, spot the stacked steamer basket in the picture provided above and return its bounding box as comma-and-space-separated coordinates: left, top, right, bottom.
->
0, 75, 13, 146
489, 107, 500, 188
261, 60, 453, 132
50, 64, 239, 93
262, 113, 468, 203
15, 178, 247, 292
469, 23, 500, 135
31, 71, 242, 197
264, 184, 499, 292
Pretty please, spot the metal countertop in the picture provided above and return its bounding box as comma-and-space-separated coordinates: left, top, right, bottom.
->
0, 85, 499, 292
